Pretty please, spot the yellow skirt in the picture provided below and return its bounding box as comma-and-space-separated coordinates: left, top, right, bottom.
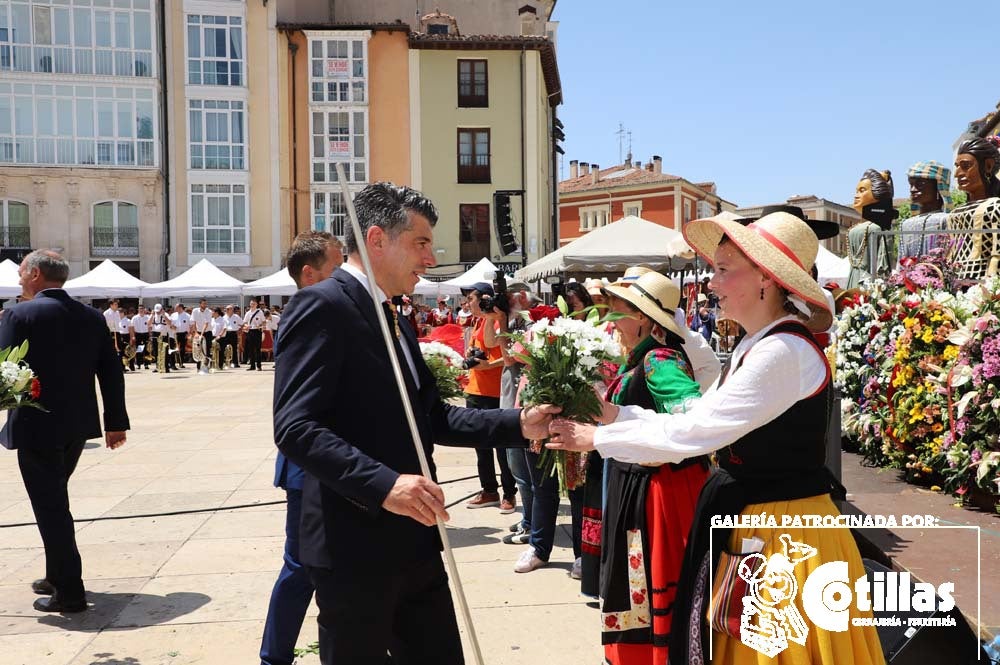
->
711, 494, 886, 665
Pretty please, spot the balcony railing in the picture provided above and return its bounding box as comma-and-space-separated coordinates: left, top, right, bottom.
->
91, 227, 139, 257
0, 226, 31, 249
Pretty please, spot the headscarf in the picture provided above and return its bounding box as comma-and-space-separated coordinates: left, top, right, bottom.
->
907, 160, 952, 213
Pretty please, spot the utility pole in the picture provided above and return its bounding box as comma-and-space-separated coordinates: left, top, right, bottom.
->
615, 122, 626, 164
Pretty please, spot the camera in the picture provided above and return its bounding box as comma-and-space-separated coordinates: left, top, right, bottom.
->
479, 272, 509, 314
462, 348, 487, 370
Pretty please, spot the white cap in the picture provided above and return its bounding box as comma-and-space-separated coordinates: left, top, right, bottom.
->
153, 304, 163, 311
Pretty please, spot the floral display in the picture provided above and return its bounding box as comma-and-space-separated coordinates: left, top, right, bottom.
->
509, 313, 622, 491
0, 341, 44, 411
418, 341, 467, 401
836, 255, 1000, 508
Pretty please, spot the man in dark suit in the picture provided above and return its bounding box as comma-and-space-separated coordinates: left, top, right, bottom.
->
0, 250, 129, 613
273, 184, 556, 665
260, 230, 343, 665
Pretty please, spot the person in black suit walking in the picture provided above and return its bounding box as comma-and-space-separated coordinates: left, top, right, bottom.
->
0, 250, 129, 613
273, 184, 557, 665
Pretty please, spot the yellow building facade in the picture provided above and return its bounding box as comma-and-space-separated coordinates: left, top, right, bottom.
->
410, 35, 562, 270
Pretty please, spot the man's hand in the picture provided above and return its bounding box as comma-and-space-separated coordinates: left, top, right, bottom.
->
105, 431, 127, 450
519, 404, 562, 440
546, 419, 597, 453
382, 474, 449, 527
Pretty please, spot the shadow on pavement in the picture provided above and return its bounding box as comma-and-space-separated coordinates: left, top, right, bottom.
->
84, 655, 141, 665
36, 590, 211, 632
446, 526, 505, 549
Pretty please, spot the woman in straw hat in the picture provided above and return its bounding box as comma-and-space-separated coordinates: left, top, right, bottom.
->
596, 271, 710, 665
548, 212, 884, 665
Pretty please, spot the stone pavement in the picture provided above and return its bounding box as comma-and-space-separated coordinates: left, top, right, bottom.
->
0, 364, 601, 665
3, 365, 997, 664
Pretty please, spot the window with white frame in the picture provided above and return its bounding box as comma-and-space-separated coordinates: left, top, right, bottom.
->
190, 183, 247, 254
0, 199, 29, 248
0, 82, 156, 167
310, 109, 367, 183
624, 200, 642, 218
0, 0, 154, 77
579, 204, 609, 231
188, 99, 245, 170
683, 199, 692, 223
92, 200, 138, 250
309, 37, 366, 103
312, 191, 349, 237
696, 200, 714, 219
187, 14, 243, 86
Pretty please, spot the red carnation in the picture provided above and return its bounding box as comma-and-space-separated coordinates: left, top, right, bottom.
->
528, 305, 561, 322
30, 377, 41, 400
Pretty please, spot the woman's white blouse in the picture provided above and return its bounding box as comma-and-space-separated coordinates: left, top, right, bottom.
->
593, 317, 828, 465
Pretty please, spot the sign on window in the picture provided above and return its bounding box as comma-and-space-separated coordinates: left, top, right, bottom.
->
328, 140, 351, 159
325, 59, 349, 77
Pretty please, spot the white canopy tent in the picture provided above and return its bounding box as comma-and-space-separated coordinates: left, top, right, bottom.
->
142, 258, 245, 298
413, 277, 464, 297
440, 258, 500, 290
242, 268, 297, 297
63, 259, 149, 298
515, 216, 684, 282
816, 246, 850, 287
0, 259, 21, 298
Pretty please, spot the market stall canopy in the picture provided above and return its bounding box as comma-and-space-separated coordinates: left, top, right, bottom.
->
816, 246, 850, 287
665, 211, 745, 261
514, 216, 683, 282
441, 258, 500, 290
242, 267, 296, 296
63, 259, 149, 298
142, 258, 245, 298
413, 276, 465, 297
0, 259, 21, 298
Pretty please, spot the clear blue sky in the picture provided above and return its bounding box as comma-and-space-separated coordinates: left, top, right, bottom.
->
552, 0, 998, 208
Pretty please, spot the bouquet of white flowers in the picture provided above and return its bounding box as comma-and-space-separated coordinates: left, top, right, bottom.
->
0, 340, 44, 411
419, 341, 468, 401
510, 314, 622, 491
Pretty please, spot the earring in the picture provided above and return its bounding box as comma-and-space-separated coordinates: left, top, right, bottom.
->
760, 287, 764, 300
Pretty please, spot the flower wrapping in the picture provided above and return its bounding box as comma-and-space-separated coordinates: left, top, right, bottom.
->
0, 341, 45, 411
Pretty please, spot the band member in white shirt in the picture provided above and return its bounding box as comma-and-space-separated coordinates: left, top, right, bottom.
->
149, 303, 173, 373
103, 299, 122, 362
222, 304, 242, 368
191, 298, 213, 371
171, 303, 192, 369
117, 310, 134, 371
131, 305, 151, 369
242, 297, 266, 371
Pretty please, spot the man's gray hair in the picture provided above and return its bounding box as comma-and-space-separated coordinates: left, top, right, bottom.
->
24, 249, 69, 285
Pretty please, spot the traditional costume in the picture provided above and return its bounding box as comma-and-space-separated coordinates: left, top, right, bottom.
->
899, 161, 951, 261
599, 271, 707, 665
590, 212, 885, 665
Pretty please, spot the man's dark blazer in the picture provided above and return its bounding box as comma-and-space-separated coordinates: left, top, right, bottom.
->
0, 288, 129, 449
273, 267, 525, 569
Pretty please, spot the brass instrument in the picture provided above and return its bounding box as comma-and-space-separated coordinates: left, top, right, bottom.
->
224, 343, 234, 367
157, 334, 168, 373
192, 333, 209, 375
211, 337, 222, 372
122, 343, 137, 369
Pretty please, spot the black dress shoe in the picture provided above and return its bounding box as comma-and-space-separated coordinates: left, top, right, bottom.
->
31, 579, 54, 595
33, 595, 87, 613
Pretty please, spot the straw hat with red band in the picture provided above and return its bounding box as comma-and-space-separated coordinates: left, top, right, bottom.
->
682, 211, 833, 332
602, 271, 686, 339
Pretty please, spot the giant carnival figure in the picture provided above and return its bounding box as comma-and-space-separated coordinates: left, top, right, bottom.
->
947, 136, 1000, 281
847, 169, 898, 288
898, 161, 951, 262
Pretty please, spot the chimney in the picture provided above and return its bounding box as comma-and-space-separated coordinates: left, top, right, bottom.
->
580, 162, 590, 176
569, 160, 578, 179
645, 162, 654, 172
624, 152, 632, 168
591, 164, 599, 185
653, 155, 662, 174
